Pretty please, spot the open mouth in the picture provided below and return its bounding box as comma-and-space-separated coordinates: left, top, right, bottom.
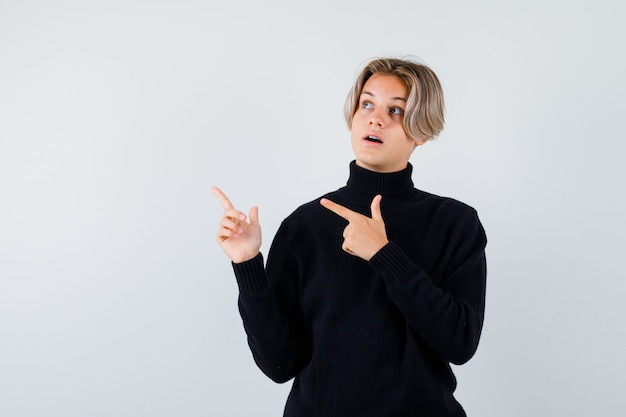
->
364, 135, 383, 143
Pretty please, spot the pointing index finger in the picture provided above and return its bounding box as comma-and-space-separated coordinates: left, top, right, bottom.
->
211, 186, 234, 209
320, 198, 358, 221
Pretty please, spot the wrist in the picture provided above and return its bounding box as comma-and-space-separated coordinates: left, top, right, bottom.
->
232, 251, 260, 264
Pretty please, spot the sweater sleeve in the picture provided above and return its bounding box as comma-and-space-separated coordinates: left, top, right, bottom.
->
369, 208, 487, 365
232, 222, 308, 383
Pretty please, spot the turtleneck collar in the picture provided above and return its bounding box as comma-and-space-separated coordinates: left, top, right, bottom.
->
344, 160, 414, 199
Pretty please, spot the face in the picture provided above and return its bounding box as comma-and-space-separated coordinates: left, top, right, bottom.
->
350, 74, 426, 173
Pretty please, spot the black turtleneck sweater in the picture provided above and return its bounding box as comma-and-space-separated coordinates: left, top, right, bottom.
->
232, 161, 487, 417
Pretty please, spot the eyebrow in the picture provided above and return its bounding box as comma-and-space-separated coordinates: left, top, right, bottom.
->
361, 90, 407, 102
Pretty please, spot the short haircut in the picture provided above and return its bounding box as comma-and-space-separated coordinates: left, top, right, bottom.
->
344, 57, 445, 141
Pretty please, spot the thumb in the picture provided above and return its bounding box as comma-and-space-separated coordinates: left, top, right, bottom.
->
370, 195, 383, 220
249, 206, 260, 225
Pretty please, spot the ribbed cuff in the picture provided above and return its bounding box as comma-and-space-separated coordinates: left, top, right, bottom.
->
232, 253, 269, 294
369, 241, 414, 285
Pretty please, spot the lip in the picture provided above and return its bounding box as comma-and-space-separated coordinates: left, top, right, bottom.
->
362, 132, 384, 145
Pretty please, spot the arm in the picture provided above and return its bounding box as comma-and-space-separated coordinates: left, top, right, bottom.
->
321, 196, 487, 365
232, 224, 309, 383
370, 209, 487, 365
212, 187, 306, 382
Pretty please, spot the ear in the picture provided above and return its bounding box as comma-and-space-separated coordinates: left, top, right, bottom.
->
414, 138, 428, 147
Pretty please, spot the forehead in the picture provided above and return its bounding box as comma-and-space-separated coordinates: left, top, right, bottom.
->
361, 74, 408, 98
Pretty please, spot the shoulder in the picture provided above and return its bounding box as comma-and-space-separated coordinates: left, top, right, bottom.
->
399, 187, 479, 220
431, 193, 486, 245
407, 188, 485, 237
275, 188, 354, 237
282, 190, 341, 224
414, 188, 472, 209
269, 191, 344, 251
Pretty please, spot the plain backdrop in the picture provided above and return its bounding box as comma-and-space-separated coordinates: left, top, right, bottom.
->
1, 0, 625, 416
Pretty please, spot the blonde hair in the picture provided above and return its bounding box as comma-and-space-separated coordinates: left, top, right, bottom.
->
344, 57, 445, 141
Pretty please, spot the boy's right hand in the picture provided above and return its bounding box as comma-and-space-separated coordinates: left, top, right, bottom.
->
211, 186, 262, 263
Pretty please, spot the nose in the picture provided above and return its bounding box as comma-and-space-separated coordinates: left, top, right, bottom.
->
369, 108, 385, 127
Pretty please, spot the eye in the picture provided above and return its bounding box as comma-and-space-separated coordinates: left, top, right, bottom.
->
361, 100, 373, 109
390, 107, 404, 115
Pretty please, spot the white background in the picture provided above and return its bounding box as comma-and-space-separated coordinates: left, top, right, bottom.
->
1, 0, 625, 416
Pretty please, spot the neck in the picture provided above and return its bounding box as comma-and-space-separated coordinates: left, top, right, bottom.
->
345, 160, 414, 201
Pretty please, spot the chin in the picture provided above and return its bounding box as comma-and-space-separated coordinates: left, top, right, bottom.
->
356, 160, 384, 172
355, 157, 377, 169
